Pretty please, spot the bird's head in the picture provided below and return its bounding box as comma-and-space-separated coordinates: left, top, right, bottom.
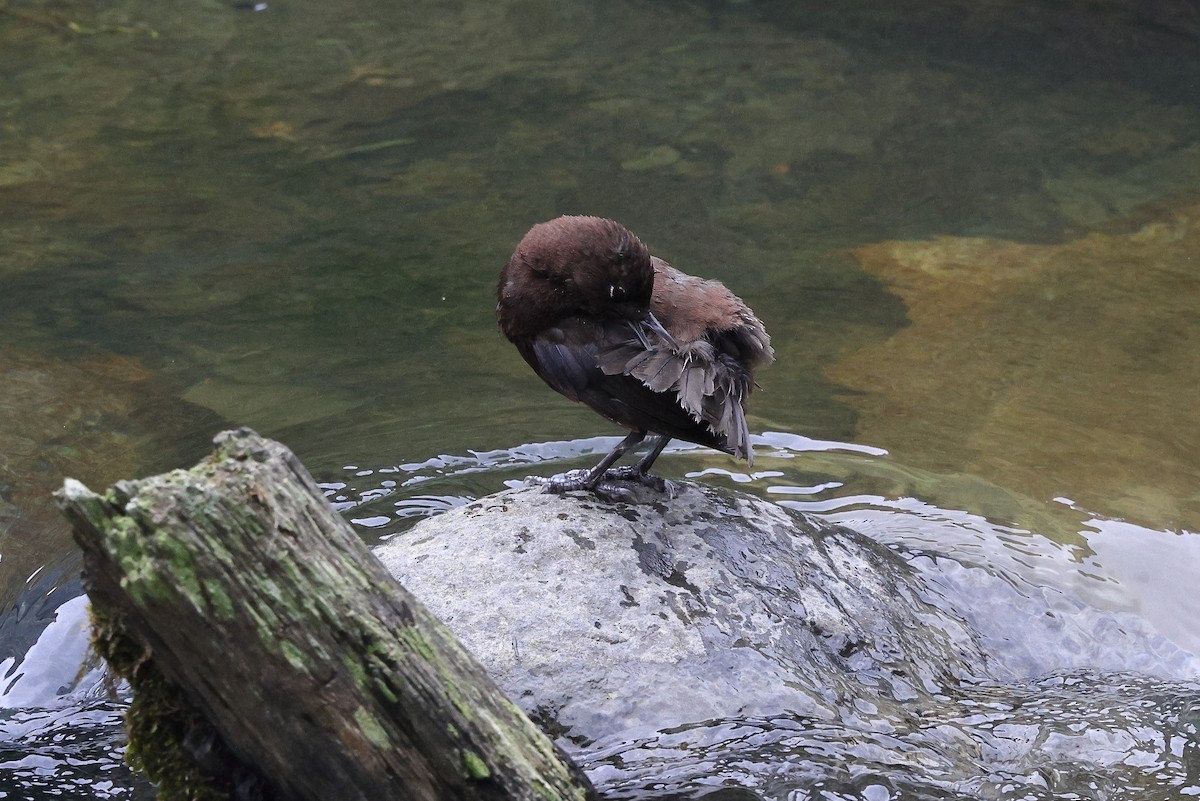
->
498, 216, 656, 340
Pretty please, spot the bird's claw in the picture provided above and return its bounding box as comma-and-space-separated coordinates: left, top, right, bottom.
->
601, 467, 676, 497
590, 481, 638, 503
525, 468, 673, 502
527, 472, 635, 502
525, 470, 589, 494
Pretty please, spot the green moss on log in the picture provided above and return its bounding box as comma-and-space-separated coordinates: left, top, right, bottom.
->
59, 433, 600, 801
281, 640, 310, 673
463, 749, 491, 781
395, 625, 437, 663
353, 706, 392, 750
89, 603, 227, 801
202, 578, 235, 619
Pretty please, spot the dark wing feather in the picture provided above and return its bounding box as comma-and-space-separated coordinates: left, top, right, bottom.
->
518, 318, 733, 454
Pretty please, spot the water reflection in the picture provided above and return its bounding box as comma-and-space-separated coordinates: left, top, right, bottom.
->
0, 570, 145, 800
1083, 520, 1200, 658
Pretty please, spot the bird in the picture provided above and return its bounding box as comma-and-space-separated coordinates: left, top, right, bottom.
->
497, 215, 774, 501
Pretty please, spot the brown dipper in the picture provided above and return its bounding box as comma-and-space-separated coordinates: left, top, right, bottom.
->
498, 215, 774, 500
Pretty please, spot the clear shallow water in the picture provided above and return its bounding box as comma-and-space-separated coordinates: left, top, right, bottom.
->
2, 0, 1200, 797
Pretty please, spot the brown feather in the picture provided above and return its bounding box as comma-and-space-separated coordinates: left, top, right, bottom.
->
498, 215, 774, 468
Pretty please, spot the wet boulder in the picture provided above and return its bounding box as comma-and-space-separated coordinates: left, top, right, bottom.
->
375, 482, 1200, 799
375, 483, 988, 743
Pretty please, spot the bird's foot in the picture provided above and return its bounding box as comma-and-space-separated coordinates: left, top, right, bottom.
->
601, 466, 676, 497
526, 468, 673, 502
526, 471, 635, 502
525, 469, 587, 493
589, 480, 639, 503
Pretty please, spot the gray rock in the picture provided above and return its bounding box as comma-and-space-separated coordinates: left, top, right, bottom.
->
375, 482, 1200, 799
375, 482, 986, 744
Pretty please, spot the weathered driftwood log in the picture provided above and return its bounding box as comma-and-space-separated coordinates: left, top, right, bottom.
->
56, 428, 596, 801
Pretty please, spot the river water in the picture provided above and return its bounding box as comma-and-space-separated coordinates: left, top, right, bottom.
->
1, 0, 1199, 798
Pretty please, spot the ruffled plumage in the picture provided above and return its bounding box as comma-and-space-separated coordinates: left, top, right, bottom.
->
498, 215, 773, 491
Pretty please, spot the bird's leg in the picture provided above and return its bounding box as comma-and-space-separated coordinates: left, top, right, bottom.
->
529, 430, 646, 501
602, 435, 674, 495
632, 435, 670, 475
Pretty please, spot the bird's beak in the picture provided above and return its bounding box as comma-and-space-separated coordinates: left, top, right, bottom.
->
632, 311, 678, 351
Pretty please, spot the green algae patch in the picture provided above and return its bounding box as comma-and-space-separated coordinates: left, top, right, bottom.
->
281, 640, 310, 673
396, 624, 437, 663
462, 749, 491, 781
353, 706, 392, 750
152, 533, 206, 611
342, 652, 369, 688
374, 680, 400, 705
358, 645, 401, 704
106, 516, 167, 603
87, 484, 213, 618
202, 578, 236, 619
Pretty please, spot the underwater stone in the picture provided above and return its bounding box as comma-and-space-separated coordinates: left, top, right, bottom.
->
827, 201, 1200, 531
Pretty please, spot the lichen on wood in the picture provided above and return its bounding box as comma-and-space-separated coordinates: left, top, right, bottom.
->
57, 428, 596, 801
88, 602, 261, 801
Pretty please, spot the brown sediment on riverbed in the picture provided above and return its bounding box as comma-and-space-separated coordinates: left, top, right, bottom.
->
827, 201, 1200, 531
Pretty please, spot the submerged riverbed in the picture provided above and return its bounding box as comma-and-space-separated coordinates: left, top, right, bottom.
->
2, 0, 1200, 798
